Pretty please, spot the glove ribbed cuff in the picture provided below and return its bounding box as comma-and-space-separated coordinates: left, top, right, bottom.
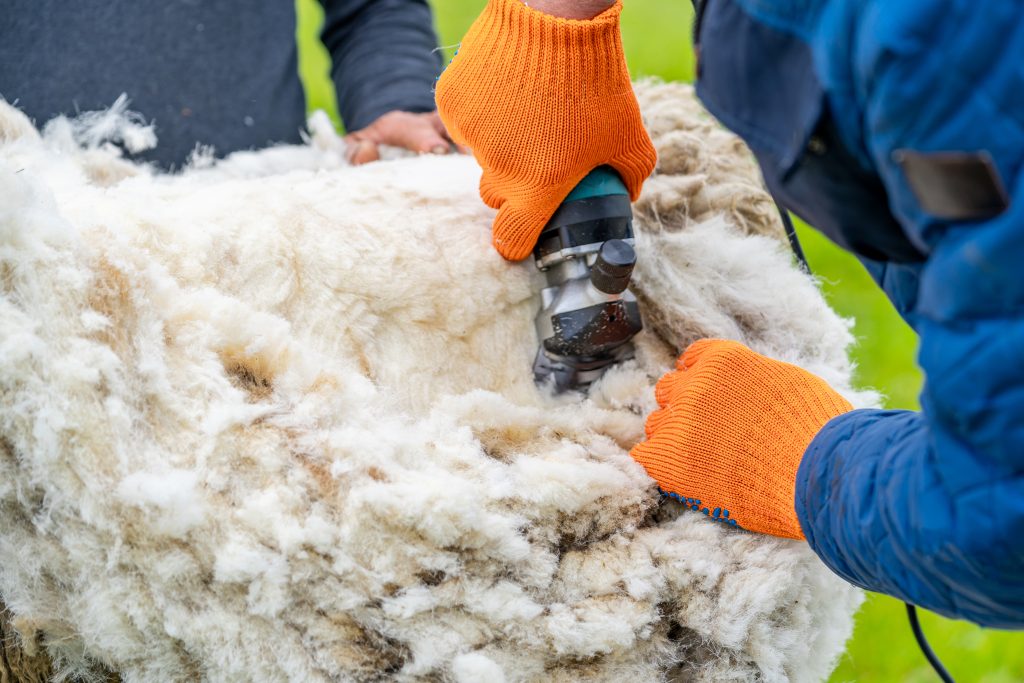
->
443, 0, 631, 144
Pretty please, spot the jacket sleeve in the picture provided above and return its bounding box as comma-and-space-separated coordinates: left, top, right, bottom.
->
319, 0, 443, 131
795, 0, 1024, 627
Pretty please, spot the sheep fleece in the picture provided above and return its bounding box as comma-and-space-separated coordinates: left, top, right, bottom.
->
0, 83, 871, 683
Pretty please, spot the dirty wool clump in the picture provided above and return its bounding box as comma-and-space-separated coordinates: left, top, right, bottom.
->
0, 82, 873, 682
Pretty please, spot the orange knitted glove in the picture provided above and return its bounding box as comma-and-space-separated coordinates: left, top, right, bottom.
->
630, 340, 854, 540
434, 0, 657, 261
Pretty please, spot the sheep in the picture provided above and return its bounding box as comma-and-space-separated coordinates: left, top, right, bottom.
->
0, 82, 873, 683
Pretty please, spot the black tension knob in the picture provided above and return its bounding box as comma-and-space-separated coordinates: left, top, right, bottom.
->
590, 239, 636, 294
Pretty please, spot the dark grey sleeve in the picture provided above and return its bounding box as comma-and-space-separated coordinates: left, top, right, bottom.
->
320, 0, 443, 132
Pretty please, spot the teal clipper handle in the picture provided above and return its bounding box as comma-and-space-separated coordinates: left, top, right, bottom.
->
532, 166, 634, 266
563, 166, 630, 202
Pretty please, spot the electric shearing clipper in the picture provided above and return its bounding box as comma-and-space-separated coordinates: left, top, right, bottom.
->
532, 167, 643, 392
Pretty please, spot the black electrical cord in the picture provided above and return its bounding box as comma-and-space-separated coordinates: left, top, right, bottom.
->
907, 604, 956, 683
777, 205, 809, 272
775, 202, 956, 683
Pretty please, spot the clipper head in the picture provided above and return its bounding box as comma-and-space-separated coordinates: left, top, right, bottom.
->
532, 168, 643, 393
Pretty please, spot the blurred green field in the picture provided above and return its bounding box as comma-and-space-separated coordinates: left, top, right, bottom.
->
295, 0, 1021, 679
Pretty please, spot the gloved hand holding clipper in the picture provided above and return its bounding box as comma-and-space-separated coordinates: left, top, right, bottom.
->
434, 0, 656, 260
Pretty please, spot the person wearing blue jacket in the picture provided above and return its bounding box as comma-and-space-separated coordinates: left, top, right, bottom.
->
434, 0, 1024, 628
0, 0, 451, 169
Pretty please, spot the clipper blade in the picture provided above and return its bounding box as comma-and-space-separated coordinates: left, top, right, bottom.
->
533, 344, 636, 393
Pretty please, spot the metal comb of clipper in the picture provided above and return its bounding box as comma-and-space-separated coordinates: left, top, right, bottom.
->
532, 167, 643, 392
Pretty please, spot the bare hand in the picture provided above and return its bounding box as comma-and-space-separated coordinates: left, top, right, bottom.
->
525, 0, 615, 19
344, 110, 457, 165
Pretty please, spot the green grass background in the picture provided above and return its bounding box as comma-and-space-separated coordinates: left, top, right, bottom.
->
294, 0, 1021, 679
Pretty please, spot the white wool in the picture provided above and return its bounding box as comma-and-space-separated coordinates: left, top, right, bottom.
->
0, 82, 871, 682
40, 94, 157, 155
117, 468, 207, 538
452, 652, 507, 683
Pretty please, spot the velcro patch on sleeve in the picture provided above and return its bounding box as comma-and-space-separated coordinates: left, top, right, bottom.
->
894, 150, 1010, 221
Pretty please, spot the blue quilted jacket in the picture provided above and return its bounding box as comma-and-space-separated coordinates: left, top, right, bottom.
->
695, 0, 1024, 627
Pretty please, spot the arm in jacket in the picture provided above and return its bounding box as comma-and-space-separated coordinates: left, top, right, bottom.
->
319, 0, 443, 132
796, 0, 1024, 627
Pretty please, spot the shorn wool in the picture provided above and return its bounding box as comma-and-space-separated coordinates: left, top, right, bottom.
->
1, 82, 874, 682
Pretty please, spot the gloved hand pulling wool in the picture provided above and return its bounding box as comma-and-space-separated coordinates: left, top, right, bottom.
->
630, 339, 854, 540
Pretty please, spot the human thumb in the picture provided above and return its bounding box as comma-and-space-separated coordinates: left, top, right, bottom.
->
490, 202, 556, 261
